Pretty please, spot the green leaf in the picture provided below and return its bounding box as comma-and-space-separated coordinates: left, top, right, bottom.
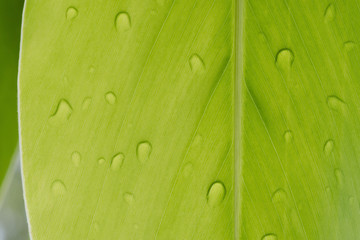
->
19, 0, 234, 239
241, 0, 360, 239
0, 0, 23, 197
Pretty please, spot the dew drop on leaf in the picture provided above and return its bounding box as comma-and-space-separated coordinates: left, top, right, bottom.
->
66, 7, 78, 20
182, 162, 193, 177
275, 48, 294, 72
105, 92, 117, 105
283, 130, 293, 143
261, 233, 277, 240
123, 192, 134, 204
343, 41, 356, 52
97, 157, 105, 165
110, 153, 125, 171
82, 97, 92, 110
51, 180, 67, 196
324, 139, 334, 156
49, 99, 72, 125
115, 12, 131, 32
327, 95, 346, 112
137, 141, 152, 163
71, 151, 81, 167
207, 181, 226, 207
324, 3, 335, 23
335, 168, 344, 185
189, 54, 205, 73
271, 188, 287, 203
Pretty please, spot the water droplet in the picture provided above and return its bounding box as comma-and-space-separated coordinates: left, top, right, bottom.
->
94, 222, 100, 232
283, 130, 293, 143
71, 151, 81, 167
275, 48, 294, 72
115, 12, 131, 32
49, 99, 72, 125
324, 4, 335, 23
183, 162, 193, 177
111, 153, 125, 171
262, 233, 277, 240
189, 54, 205, 73
344, 41, 356, 52
324, 139, 334, 156
82, 97, 92, 110
123, 192, 134, 204
193, 134, 203, 145
327, 95, 346, 112
105, 92, 117, 105
89, 66, 95, 73
137, 141, 152, 163
134, 223, 139, 229
51, 180, 67, 196
97, 157, 105, 165
271, 188, 287, 203
349, 196, 355, 204
335, 168, 344, 185
66, 7, 78, 20
207, 181, 226, 207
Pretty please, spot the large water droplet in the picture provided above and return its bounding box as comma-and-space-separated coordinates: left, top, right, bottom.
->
71, 151, 81, 167
123, 192, 134, 204
115, 12, 131, 32
111, 153, 125, 171
262, 233, 278, 240
51, 180, 67, 196
271, 188, 287, 203
335, 168, 344, 185
66, 7, 78, 20
189, 54, 205, 73
137, 141, 152, 163
327, 95, 346, 112
275, 48, 294, 72
283, 130, 293, 143
105, 92, 117, 105
207, 181, 226, 207
324, 139, 334, 156
49, 99, 72, 125
82, 97, 92, 110
324, 4, 335, 23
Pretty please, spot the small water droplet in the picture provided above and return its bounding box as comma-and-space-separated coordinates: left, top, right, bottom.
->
189, 54, 205, 73
71, 151, 81, 167
111, 153, 125, 171
82, 97, 92, 110
324, 139, 335, 156
262, 233, 277, 240
284, 130, 293, 143
123, 192, 134, 204
349, 196, 355, 204
137, 141, 152, 163
115, 12, 131, 32
150, 9, 157, 15
193, 134, 203, 145
207, 181, 226, 207
327, 95, 346, 112
183, 162, 193, 177
105, 92, 117, 105
271, 188, 287, 203
275, 48, 294, 72
324, 4, 335, 23
156, 0, 165, 6
97, 157, 105, 165
49, 99, 72, 125
344, 41, 356, 52
51, 180, 67, 196
66, 7, 78, 20
89, 66, 95, 73
94, 222, 100, 232
335, 168, 344, 185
